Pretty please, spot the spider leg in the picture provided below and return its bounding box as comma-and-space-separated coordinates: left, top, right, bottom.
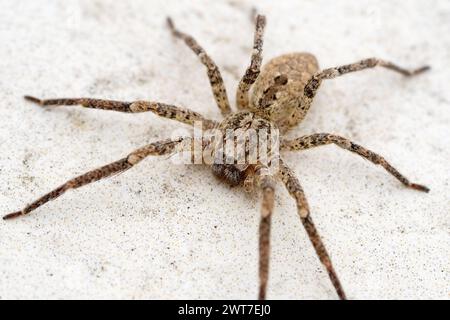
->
254, 165, 276, 300
303, 58, 430, 101
281, 133, 429, 192
279, 159, 346, 300
236, 14, 266, 110
3, 137, 191, 220
167, 17, 232, 117
258, 74, 288, 109
23, 96, 217, 129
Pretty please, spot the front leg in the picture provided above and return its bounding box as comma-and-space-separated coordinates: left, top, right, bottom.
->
303, 58, 430, 101
236, 14, 266, 109
281, 133, 429, 192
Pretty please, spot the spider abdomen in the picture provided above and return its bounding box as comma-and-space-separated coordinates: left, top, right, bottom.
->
250, 52, 319, 130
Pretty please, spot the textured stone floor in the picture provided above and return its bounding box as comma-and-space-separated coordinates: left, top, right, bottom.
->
0, 0, 449, 299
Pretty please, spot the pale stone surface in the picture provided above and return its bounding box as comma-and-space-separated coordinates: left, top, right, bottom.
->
0, 0, 449, 299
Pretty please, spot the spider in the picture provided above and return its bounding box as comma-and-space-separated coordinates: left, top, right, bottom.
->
4, 14, 430, 300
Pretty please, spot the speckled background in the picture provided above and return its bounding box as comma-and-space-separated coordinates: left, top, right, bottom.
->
0, 0, 449, 299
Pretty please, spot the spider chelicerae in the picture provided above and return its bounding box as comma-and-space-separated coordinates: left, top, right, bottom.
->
4, 14, 430, 300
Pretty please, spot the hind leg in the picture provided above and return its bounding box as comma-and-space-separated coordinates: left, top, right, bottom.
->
281, 133, 429, 192
4, 137, 191, 220
279, 159, 346, 300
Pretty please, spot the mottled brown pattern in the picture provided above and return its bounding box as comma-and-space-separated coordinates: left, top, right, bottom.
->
299, 58, 430, 121
301, 215, 346, 300
256, 166, 275, 300
259, 213, 272, 300
5, 14, 431, 300
279, 159, 346, 300
24, 96, 218, 129
236, 15, 266, 109
250, 52, 320, 131
4, 138, 187, 220
258, 74, 289, 109
167, 17, 231, 116
281, 133, 429, 192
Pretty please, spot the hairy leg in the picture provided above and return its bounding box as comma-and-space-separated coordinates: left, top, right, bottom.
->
167, 18, 231, 116
3, 137, 191, 220
254, 165, 276, 300
279, 159, 346, 300
258, 74, 288, 110
24, 96, 217, 129
281, 133, 429, 192
303, 57, 430, 101
236, 14, 266, 109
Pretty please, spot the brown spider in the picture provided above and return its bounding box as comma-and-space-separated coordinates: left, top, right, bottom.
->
4, 14, 430, 300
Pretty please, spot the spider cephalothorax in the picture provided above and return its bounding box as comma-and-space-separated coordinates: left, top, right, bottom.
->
4, 14, 430, 300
